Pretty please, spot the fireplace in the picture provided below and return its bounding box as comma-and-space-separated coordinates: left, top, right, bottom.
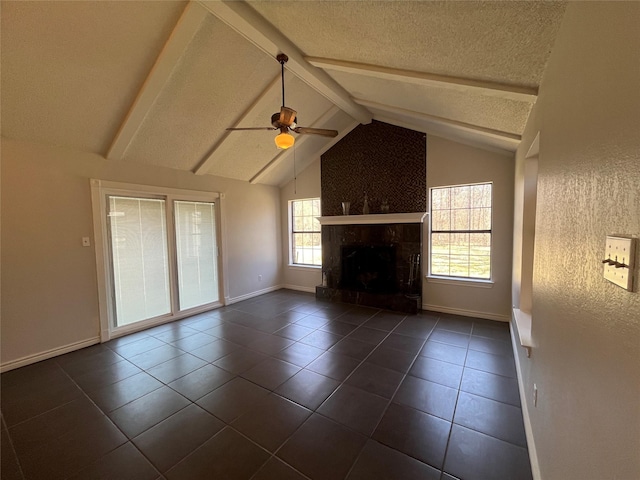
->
315, 214, 426, 314
341, 245, 397, 294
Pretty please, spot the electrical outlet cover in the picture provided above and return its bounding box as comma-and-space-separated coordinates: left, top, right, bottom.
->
603, 236, 635, 290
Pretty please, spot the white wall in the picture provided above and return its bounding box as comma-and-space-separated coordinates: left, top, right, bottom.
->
0, 139, 282, 369
279, 157, 322, 292
424, 136, 515, 320
513, 3, 640, 479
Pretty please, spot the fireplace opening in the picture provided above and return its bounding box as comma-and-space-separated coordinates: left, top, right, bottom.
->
340, 245, 397, 293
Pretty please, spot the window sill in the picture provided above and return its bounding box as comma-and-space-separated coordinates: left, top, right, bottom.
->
426, 276, 494, 288
287, 264, 322, 271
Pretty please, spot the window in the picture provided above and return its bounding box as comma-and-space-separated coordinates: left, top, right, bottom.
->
290, 198, 321, 266
430, 183, 492, 280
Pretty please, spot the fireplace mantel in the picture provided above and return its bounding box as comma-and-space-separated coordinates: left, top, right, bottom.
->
316, 212, 428, 226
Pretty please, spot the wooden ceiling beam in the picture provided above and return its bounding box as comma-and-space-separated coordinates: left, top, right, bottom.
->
307, 57, 538, 103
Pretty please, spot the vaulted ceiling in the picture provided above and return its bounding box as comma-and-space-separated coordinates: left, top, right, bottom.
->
1, 1, 566, 186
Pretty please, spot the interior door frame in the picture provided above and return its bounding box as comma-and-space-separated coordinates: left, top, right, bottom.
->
90, 179, 228, 342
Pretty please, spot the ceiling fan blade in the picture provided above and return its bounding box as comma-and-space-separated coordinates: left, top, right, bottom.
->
226, 127, 277, 131
279, 107, 297, 127
292, 126, 339, 138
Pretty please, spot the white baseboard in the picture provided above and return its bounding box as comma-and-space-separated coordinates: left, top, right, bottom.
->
0, 337, 101, 373
226, 285, 284, 305
281, 284, 316, 294
422, 303, 510, 322
510, 315, 541, 480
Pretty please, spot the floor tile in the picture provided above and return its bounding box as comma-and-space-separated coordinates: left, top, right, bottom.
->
346, 439, 441, 480
345, 362, 404, 399
127, 344, 184, 370
66, 442, 159, 480
170, 332, 217, 352
241, 357, 301, 390
133, 404, 224, 473
1, 374, 83, 426
469, 336, 514, 357
213, 347, 269, 374
251, 457, 307, 480
429, 330, 470, 348
410, 356, 464, 389
278, 414, 367, 480
86, 371, 163, 412
444, 425, 532, 480
454, 391, 527, 447
17, 414, 126, 480
0, 427, 23, 480
196, 377, 270, 422
57, 347, 123, 378
346, 326, 389, 345
275, 343, 325, 367
435, 315, 474, 334
380, 333, 425, 355
275, 369, 340, 410
318, 384, 388, 436
72, 359, 142, 392
9, 396, 104, 454
299, 330, 343, 349
190, 338, 242, 362
328, 337, 376, 360
232, 393, 311, 452
472, 322, 512, 342
393, 375, 459, 421
275, 323, 316, 341
362, 314, 403, 331
373, 403, 450, 469
320, 320, 359, 336
366, 346, 416, 373
165, 427, 269, 480
151, 326, 199, 344
306, 351, 361, 381
108, 386, 190, 438
465, 349, 517, 378
393, 317, 437, 339
295, 314, 330, 329
168, 364, 235, 401
146, 353, 208, 384
108, 336, 166, 359
420, 341, 468, 365
460, 368, 521, 406
247, 335, 295, 355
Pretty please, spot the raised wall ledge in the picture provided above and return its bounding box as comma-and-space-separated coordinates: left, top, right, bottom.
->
317, 212, 428, 226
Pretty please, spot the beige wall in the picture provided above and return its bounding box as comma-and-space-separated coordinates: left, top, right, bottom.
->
513, 3, 640, 479
279, 157, 322, 291
1, 139, 282, 368
424, 136, 515, 320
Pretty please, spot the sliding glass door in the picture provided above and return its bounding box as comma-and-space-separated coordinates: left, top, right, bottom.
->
99, 186, 222, 332
108, 196, 171, 326
175, 201, 219, 310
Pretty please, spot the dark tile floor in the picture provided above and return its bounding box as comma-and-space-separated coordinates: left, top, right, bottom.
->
1, 290, 532, 480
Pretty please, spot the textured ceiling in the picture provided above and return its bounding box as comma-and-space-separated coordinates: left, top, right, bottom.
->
1, 0, 567, 186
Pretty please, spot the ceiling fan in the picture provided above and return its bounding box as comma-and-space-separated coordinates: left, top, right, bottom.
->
226, 53, 338, 149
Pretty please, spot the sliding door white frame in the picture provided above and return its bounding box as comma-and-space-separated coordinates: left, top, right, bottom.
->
90, 179, 228, 342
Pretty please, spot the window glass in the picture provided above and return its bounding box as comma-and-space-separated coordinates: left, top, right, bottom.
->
291, 198, 321, 266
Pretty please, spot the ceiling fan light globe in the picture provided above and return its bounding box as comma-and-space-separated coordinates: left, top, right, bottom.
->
275, 132, 295, 149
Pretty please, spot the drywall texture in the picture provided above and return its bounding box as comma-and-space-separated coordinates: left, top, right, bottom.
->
321, 120, 426, 216
513, 3, 640, 479
425, 136, 514, 320
0, 139, 282, 368
279, 157, 322, 290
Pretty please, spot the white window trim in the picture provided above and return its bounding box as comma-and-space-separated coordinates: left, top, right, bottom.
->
427, 181, 493, 283
90, 179, 228, 342
288, 197, 322, 268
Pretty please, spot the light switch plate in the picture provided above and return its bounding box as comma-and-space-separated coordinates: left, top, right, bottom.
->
603, 235, 636, 290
